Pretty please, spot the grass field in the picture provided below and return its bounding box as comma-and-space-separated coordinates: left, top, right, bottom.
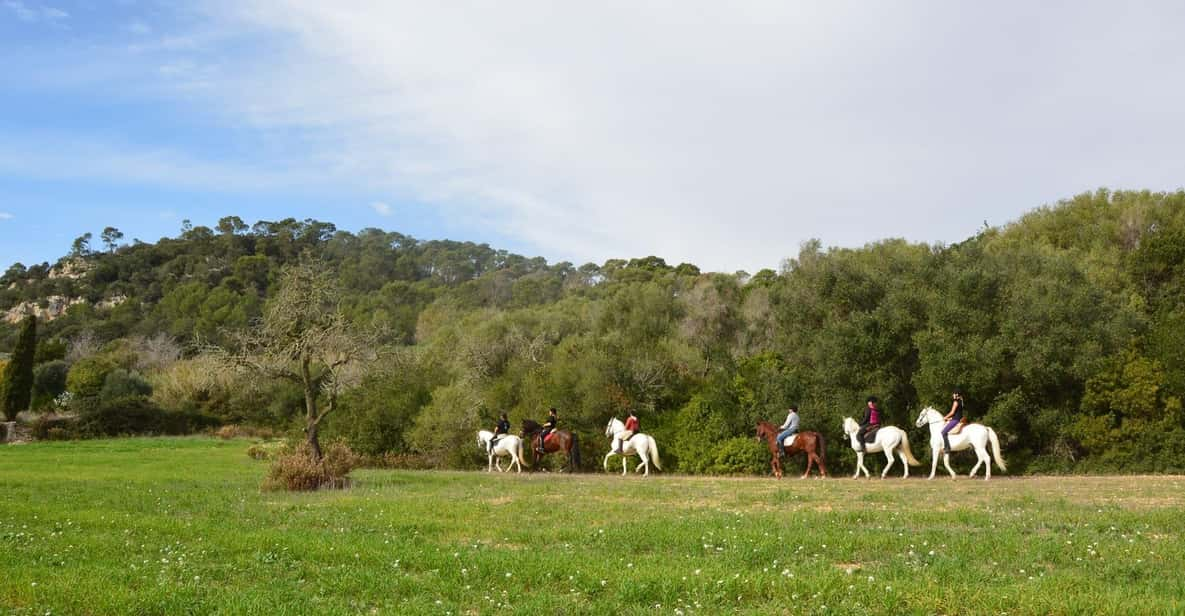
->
1, 438, 1183, 615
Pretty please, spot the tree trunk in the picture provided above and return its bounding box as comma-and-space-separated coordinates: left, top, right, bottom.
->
301, 356, 323, 461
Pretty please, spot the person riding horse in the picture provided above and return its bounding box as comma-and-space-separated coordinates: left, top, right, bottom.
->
858, 396, 882, 453
537, 407, 558, 454
775, 406, 799, 458
612, 410, 640, 455
942, 390, 966, 454
488, 412, 511, 454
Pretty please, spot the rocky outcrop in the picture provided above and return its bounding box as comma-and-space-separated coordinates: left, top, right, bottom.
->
3, 296, 86, 324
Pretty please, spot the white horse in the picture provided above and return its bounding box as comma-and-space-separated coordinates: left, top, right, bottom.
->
602, 417, 662, 476
841, 417, 921, 479
476, 431, 525, 473
914, 406, 1007, 480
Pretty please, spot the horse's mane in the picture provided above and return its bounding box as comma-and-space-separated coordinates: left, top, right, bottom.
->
522, 418, 541, 433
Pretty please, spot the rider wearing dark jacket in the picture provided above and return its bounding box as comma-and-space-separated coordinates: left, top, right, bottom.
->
858, 396, 882, 453
538, 407, 558, 454
489, 413, 510, 453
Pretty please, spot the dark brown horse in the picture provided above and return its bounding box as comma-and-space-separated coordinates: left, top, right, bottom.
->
521, 419, 582, 471
756, 421, 828, 479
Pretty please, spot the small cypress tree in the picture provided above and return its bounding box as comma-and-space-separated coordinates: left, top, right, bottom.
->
2, 314, 37, 421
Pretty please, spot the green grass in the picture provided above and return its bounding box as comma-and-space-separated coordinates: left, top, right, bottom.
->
2, 438, 1183, 615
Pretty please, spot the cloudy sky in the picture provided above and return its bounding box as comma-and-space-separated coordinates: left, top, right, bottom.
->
2, 1, 1184, 272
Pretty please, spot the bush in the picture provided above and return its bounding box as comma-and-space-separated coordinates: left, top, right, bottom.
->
100, 369, 153, 401
262, 441, 358, 491
66, 356, 117, 399
32, 360, 70, 409
76, 395, 219, 437
31, 414, 79, 440
217, 425, 280, 440
709, 437, 768, 475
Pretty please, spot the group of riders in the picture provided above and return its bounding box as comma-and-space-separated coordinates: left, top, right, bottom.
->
485, 389, 968, 459
775, 390, 967, 457
485, 406, 641, 456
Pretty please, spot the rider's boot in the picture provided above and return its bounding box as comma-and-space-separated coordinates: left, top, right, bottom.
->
942, 435, 952, 455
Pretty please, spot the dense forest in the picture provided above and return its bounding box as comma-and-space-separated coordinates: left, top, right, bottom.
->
3, 189, 1184, 474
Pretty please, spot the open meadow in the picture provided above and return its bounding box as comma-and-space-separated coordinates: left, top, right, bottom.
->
2, 438, 1183, 615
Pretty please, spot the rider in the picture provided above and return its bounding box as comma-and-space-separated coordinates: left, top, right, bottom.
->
857, 396, 881, 453
942, 389, 965, 454
775, 405, 799, 458
612, 409, 640, 455
537, 407, 558, 454
488, 412, 510, 454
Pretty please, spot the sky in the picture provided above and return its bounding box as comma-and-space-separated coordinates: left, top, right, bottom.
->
2, 1, 1184, 273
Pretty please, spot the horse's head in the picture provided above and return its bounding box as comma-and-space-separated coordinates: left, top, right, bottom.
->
915, 406, 938, 427
755, 421, 773, 441
605, 417, 624, 437
521, 419, 541, 437
477, 431, 490, 447
841, 417, 858, 435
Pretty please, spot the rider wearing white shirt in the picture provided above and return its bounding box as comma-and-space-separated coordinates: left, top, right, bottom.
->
775, 406, 799, 457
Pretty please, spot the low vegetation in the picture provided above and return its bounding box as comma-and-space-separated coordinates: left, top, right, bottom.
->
1, 438, 1182, 614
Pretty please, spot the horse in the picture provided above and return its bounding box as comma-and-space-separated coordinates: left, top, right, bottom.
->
914, 406, 1007, 480
755, 421, 828, 479
476, 431, 525, 473
521, 419, 582, 472
841, 417, 921, 479
602, 417, 662, 476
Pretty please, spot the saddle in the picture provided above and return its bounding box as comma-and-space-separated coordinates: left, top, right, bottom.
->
949, 418, 968, 435
862, 426, 881, 443
543, 432, 558, 445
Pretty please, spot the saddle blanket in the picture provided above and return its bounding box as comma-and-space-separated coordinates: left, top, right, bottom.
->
949, 419, 969, 435
782, 434, 798, 448
543, 432, 558, 444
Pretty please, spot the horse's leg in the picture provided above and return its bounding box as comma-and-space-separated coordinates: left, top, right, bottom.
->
802, 450, 813, 479
881, 446, 895, 479
899, 450, 910, 479
976, 443, 991, 480
603, 451, 613, 473
968, 446, 982, 478
852, 452, 863, 479
943, 451, 957, 478
928, 446, 939, 480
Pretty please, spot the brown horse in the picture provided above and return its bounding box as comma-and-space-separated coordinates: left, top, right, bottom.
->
521, 419, 582, 472
756, 421, 828, 479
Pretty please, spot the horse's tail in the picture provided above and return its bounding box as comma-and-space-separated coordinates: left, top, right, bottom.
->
899, 430, 922, 466
817, 432, 827, 466
570, 433, 582, 470
648, 437, 662, 471
988, 428, 1007, 472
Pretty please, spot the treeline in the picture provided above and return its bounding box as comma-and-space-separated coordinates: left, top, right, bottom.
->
2, 190, 1184, 473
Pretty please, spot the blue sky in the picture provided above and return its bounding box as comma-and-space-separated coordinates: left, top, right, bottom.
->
3, 1, 1185, 272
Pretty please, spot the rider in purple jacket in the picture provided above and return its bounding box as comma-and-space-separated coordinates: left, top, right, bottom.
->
857, 396, 881, 453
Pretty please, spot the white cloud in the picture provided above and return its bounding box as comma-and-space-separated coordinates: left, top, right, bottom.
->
11, 2, 1185, 272
0, 212, 14, 220
181, 1, 1185, 271
370, 201, 392, 216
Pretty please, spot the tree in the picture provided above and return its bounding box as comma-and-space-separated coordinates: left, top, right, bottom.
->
211, 260, 382, 459
1, 315, 37, 420
69, 233, 93, 258
101, 227, 124, 253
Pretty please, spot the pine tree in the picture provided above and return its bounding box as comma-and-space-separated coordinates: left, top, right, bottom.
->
2, 315, 37, 421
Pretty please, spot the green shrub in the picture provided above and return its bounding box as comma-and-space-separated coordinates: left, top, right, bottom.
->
31, 414, 79, 440
32, 360, 70, 409
66, 356, 117, 399
100, 369, 153, 401
709, 437, 768, 475
76, 395, 219, 437
246, 440, 292, 460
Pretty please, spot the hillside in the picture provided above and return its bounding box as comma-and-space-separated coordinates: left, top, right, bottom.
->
2, 190, 1185, 473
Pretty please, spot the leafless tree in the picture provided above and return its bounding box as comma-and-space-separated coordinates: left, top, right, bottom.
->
207, 260, 384, 460
66, 331, 101, 363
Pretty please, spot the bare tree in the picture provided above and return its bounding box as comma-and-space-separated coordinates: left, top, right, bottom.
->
208, 260, 383, 460
66, 331, 101, 363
